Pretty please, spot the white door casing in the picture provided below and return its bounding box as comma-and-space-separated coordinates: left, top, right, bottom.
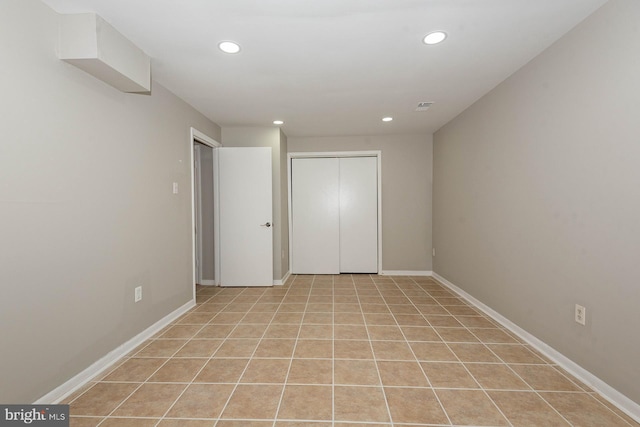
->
218, 147, 273, 286
190, 128, 221, 301
193, 144, 203, 284
289, 152, 381, 275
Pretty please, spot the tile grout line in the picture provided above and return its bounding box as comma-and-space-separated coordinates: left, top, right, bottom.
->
331, 275, 336, 427
583, 393, 639, 427
380, 276, 454, 427
270, 274, 313, 427
424, 285, 537, 427
411, 276, 578, 427
410, 276, 517, 427
156, 286, 270, 427
462, 326, 577, 427
357, 274, 397, 426
85, 287, 233, 426
153, 288, 250, 426
67, 277, 640, 427
211, 282, 296, 427
432, 281, 626, 427
63, 289, 225, 418
391, 275, 513, 426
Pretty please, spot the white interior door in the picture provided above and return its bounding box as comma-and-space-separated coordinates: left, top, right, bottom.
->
218, 147, 273, 286
339, 157, 378, 273
291, 158, 340, 274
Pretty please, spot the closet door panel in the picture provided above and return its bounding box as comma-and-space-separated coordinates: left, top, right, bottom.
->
339, 157, 378, 273
291, 158, 340, 274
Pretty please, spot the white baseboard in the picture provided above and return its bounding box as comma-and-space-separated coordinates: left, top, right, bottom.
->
199, 279, 215, 286
381, 270, 433, 276
432, 272, 640, 423
35, 299, 196, 404
274, 270, 291, 286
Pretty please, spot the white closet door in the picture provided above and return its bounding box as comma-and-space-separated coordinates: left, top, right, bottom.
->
339, 157, 378, 273
291, 158, 340, 274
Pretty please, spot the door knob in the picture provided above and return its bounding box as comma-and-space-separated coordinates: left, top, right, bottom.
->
261, 222, 271, 227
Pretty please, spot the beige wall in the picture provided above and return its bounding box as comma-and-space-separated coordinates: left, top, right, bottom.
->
221, 127, 289, 281
433, 0, 640, 404
0, 0, 220, 403
289, 135, 433, 272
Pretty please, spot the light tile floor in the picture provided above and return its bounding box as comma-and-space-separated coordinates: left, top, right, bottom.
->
65, 275, 639, 426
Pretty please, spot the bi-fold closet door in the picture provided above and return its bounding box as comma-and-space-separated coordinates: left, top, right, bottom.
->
291, 156, 378, 274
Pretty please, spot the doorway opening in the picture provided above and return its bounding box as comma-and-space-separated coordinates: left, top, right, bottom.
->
190, 128, 221, 300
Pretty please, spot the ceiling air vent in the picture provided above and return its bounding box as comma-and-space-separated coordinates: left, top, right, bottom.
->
416, 102, 434, 112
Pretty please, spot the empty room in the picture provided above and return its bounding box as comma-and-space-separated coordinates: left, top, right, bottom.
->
1, 0, 639, 426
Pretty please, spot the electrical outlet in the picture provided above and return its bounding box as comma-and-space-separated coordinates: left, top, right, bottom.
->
135, 286, 142, 303
575, 304, 586, 325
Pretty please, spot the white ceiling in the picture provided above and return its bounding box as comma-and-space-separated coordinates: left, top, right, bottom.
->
42, 0, 607, 137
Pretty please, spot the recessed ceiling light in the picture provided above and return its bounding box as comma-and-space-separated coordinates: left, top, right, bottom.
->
218, 41, 241, 54
382, 117, 393, 122
273, 120, 284, 125
423, 31, 447, 45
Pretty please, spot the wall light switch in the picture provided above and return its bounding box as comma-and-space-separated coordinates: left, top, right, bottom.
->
575, 304, 586, 325
172, 182, 179, 194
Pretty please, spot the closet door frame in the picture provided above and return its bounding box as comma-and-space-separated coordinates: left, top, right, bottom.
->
288, 151, 382, 275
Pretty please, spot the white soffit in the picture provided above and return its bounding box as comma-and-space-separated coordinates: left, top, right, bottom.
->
58, 13, 151, 93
